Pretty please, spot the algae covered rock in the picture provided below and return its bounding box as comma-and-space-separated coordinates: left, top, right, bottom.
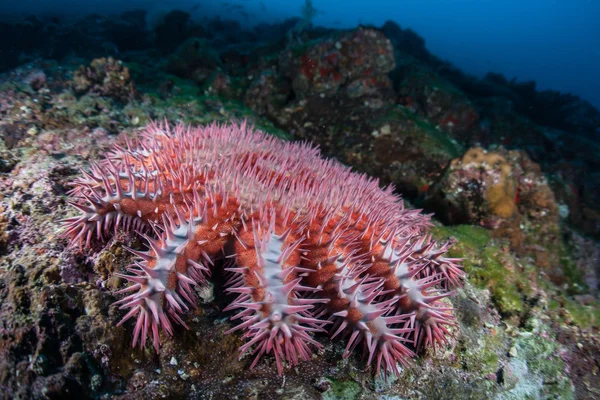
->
167, 37, 223, 85
244, 69, 291, 117
427, 146, 564, 282
393, 59, 479, 140
426, 147, 517, 227
73, 57, 138, 102
279, 27, 396, 99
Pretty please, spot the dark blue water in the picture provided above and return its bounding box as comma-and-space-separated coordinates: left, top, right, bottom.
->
2, 0, 599, 109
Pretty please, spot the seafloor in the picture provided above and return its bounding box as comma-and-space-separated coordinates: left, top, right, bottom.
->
0, 10, 598, 400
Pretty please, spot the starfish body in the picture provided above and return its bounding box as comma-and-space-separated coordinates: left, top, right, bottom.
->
63, 121, 464, 376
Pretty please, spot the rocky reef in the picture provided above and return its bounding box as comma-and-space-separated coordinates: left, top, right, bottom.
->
0, 10, 598, 400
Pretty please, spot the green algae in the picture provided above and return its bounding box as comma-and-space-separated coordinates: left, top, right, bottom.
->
322, 379, 362, 400
439, 224, 491, 248
434, 222, 600, 331
562, 298, 600, 329
471, 248, 526, 315
381, 106, 464, 158
433, 224, 529, 316
431, 224, 589, 399
460, 329, 505, 376
126, 69, 293, 141
288, 30, 346, 59
558, 241, 587, 294
496, 329, 575, 400
538, 241, 600, 329
542, 276, 600, 331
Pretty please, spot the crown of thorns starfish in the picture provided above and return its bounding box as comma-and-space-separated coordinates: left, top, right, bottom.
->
62, 121, 463, 376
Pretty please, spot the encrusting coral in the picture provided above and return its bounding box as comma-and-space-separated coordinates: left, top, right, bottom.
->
453, 147, 516, 219
62, 121, 464, 376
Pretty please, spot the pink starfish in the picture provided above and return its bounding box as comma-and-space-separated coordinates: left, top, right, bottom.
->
62, 121, 464, 376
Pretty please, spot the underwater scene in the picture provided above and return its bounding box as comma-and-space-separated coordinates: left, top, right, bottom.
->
0, 1, 598, 399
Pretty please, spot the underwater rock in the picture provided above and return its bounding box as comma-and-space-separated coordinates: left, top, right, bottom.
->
472, 73, 600, 137
166, 38, 223, 85
381, 20, 432, 64
275, 93, 461, 200
102, 10, 149, 52
244, 69, 291, 116
427, 146, 564, 282
393, 60, 479, 140
475, 97, 600, 238
532, 89, 600, 137
22, 69, 47, 91
72, 57, 138, 103
202, 71, 236, 99
426, 147, 518, 227
153, 10, 206, 52
279, 27, 396, 99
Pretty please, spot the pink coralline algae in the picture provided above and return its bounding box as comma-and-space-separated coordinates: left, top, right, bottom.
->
62, 121, 464, 376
